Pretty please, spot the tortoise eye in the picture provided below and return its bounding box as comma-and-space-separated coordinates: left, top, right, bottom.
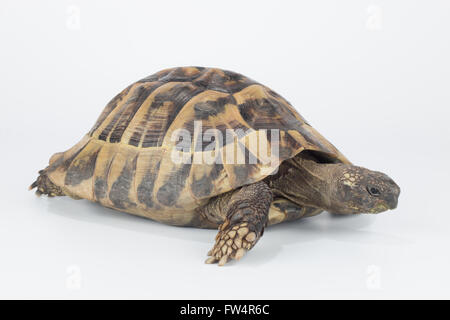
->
367, 186, 381, 197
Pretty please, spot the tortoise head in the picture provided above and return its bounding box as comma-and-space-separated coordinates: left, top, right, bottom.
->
328, 165, 400, 214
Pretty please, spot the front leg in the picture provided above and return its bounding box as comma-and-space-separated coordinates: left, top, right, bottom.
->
205, 181, 272, 266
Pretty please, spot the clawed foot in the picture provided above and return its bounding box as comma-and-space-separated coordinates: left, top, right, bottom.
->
29, 169, 65, 197
205, 221, 258, 266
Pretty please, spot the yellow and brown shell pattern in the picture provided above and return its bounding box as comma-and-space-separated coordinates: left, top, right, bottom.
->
43, 67, 349, 227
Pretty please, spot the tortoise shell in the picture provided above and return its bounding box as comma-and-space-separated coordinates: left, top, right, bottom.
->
44, 67, 349, 226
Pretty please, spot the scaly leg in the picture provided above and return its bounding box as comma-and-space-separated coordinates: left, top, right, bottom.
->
205, 181, 272, 266
29, 169, 65, 197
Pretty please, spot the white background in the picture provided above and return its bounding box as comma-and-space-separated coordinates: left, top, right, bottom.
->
1, 0, 449, 299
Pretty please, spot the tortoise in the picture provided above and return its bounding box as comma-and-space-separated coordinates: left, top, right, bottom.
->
30, 67, 400, 266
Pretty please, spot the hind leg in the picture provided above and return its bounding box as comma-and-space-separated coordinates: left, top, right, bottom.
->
29, 169, 65, 197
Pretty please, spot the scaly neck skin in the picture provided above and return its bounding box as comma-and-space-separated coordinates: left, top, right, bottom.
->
267, 156, 336, 210
267, 153, 401, 214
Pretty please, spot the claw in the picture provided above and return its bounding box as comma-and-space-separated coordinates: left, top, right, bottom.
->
29, 181, 38, 190
234, 248, 246, 260
205, 257, 216, 264
218, 255, 229, 266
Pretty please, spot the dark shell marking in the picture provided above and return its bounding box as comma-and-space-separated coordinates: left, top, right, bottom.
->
109, 155, 138, 209
137, 161, 161, 208
238, 97, 302, 131
64, 148, 100, 186
191, 163, 224, 198
193, 96, 236, 120
156, 162, 192, 207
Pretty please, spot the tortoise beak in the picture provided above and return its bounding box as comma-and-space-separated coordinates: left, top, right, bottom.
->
388, 195, 398, 209
387, 183, 400, 209
380, 180, 400, 211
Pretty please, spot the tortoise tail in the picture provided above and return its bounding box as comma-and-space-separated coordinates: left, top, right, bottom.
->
29, 169, 65, 197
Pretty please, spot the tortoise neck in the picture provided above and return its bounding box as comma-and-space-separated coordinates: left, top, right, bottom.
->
267, 154, 334, 209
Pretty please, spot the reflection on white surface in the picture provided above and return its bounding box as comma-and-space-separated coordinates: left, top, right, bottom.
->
1, 0, 450, 299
